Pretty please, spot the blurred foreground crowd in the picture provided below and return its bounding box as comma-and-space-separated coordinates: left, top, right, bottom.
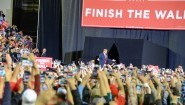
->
0, 53, 185, 105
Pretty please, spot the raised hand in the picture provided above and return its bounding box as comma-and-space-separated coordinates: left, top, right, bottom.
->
67, 78, 76, 90
125, 76, 132, 86
112, 71, 120, 78
45, 77, 54, 89
6, 54, 12, 69
133, 67, 138, 77
29, 53, 36, 63
4, 65, 12, 82
18, 81, 24, 94
75, 71, 81, 81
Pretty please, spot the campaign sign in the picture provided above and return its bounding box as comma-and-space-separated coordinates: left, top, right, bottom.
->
35, 57, 53, 70
82, 0, 185, 30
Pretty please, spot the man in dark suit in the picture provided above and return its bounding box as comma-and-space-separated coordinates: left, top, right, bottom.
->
98, 49, 110, 67
41, 48, 47, 57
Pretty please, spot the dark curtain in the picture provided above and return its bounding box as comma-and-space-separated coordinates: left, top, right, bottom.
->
39, 0, 185, 69
168, 31, 185, 69
38, 0, 62, 59
12, 0, 22, 27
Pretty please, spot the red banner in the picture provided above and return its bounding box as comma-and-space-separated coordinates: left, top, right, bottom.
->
82, 0, 185, 30
35, 57, 53, 70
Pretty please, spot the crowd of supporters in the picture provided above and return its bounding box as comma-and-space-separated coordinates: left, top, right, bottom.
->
0, 53, 185, 105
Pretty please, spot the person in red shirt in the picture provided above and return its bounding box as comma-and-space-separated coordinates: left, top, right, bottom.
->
110, 72, 126, 105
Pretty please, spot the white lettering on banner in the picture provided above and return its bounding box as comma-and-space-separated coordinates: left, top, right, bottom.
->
128, 10, 134, 18
143, 10, 150, 19
155, 10, 185, 19
135, 10, 143, 18
96, 9, 104, 17
176, 10, 182, 19
109, 9, 114, 18
115, 9, 123, 18
85, 9, 185, 19
38, 65, 46, 68
85, 8, 91, 16
85, 8, 123, 18
155, 10, 166, 19
166, 11, 175, 19
40, 62, 45, 64
36, 59, 50, 63
127, 10, 150, 19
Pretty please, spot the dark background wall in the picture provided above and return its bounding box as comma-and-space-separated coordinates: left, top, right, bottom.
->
13, 0, 39, 46
38, 0, 185, 69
